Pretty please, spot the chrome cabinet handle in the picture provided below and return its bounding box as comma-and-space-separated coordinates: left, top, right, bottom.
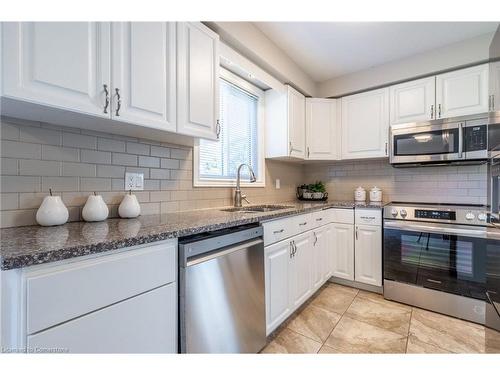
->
289, 141, 293, 155
307, 146, 310, 158
273, 229, 284, 234
316, 217, 323, 222
385, 142, 388, 156
438, 104, 441, 118
299, 222, 307, 226
103, 84, 109, 114
313, 232, 318, 246
430, 104, 434, 119
355, 226, 358, 240
292, 241, 297, 256
493, 95, 496, 111
216, 120, 221, 139
115, 88, 121, 116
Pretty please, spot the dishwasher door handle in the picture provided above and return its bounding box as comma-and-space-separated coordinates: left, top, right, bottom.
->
186, 238, 263, 267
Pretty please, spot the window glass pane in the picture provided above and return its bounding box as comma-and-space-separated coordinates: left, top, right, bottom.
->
199, 78, 259, 181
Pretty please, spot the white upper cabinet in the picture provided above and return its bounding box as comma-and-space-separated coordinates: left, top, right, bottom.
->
490, 61, 500, 112
389, 76, 436, 125
288, 86, 306, 158
305, 98, 339, 160
265, 85, 306, 159
2, 22, 111, 117
435, 64, 489, 118
176, 22, 219, 140
341, 87, 389, 159
111, 22, 176, 131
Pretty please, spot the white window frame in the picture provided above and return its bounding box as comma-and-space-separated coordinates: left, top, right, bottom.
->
193, 68, 266, 187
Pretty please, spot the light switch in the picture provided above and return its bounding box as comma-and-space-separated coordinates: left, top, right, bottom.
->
275, 179, 281, 189
125, 172, 144, 191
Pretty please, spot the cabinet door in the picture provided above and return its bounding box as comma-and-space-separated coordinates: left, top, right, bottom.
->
312, 224, 333, 291
490, 61, 500, 112
27, 283, 177, 353
341, 88, 389, 159
355, 224, 382, 286
290, 232, 313, 308
389, 76, 436, 125
176, 22, 219, 140
331, 223, 354, 281
306, 98, 338, 160
436, 64, 489, 118
2, 22, 111, 117
288, 86, 306, 158
265, 239, 292, 334
111, 22, 176, 131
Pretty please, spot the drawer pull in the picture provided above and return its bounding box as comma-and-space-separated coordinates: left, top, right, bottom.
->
299, 222, 307, 226
273, 229, 285, 234
426, 279, 442, 284
316, 218, 323, 221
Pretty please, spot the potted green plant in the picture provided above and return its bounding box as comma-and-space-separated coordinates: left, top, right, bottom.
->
310, 181, 326, 199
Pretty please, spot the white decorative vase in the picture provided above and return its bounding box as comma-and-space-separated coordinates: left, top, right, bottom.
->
36, 190, 69, 226
82, 193, 109, 222
118, 192, 141, 218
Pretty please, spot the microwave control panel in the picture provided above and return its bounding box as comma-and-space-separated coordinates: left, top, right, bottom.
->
465, 125, 487, 152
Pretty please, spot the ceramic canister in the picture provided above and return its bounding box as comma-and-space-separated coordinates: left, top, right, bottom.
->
82, 192, 109, 222
36, 189, 69, 226
369, 186, 383, 202
118, 191, 141, 218
354, 186, 366, 202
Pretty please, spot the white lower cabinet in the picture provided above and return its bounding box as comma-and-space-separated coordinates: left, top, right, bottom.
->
331, 223, 355, 281
264, 239, 292, 333
1, 239, 178, 353
354, 224, 382, 286
27, 283, 177, 353
289, 231, 313, 309
312, 223, 333, 289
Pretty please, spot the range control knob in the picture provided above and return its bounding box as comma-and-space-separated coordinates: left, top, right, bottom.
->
400, 209, 407, 218
391, 208, 398, 217
477, 213, 487, 222
465, 212, 475, 221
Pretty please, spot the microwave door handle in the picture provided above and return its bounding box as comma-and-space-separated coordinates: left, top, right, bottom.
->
458, 122, 464, 159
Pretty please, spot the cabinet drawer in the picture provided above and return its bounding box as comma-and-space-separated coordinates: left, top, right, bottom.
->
263, 216, 298, 246
355, 209, 382, 225
27, 283, 177, 353
26, 239, 177, 334
293, 213, 314, 233
328, 208, 354, 224
311, 210, 329, 228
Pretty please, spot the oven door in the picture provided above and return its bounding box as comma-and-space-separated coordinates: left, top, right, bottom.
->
390, 122, 463, 164
384, 221, 487, 300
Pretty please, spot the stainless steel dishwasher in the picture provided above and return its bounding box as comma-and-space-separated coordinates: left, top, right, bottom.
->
178, 224, 265, 353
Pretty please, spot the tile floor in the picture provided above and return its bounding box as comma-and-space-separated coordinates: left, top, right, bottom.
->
261, 282, 500, 354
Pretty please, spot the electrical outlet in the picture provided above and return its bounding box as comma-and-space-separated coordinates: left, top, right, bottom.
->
275, 179, 281, 189
125, 172, 144, 191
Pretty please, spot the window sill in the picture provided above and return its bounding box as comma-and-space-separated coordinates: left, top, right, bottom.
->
193, 180, 266, 188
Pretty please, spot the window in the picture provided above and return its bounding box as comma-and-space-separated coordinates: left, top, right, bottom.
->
194, 68, 265, 187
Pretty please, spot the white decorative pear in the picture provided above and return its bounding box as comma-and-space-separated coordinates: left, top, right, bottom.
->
118, 191, 141, 218
82, 192, 109, 222
36, 189, 69, 226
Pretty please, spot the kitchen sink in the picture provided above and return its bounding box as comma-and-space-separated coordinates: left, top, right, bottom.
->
221, 205, 294, 213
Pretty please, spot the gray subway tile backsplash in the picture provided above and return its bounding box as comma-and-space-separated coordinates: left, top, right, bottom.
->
1, 117, 300, 228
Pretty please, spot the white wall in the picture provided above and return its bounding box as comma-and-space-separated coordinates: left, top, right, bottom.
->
318, 32, 495, 98
206, 22, 317, 96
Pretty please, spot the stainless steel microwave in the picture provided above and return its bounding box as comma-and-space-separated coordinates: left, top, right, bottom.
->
389, 114, 489, 166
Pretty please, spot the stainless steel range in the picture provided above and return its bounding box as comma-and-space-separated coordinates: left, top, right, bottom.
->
383, 202, 492, 324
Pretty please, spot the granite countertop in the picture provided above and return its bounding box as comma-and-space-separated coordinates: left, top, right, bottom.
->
0, 200, 386, 271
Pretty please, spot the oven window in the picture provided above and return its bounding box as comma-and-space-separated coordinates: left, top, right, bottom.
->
384, 228, 487, 300
393, 128, 459, 156
401, 233, 473, 277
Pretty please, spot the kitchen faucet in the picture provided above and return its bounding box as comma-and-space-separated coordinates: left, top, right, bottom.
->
234, 163, 257, 207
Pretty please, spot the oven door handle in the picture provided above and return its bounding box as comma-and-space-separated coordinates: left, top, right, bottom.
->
384, 220, 487, 238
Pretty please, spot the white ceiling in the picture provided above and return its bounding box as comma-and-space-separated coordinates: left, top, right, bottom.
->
254, 22, 499, 82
